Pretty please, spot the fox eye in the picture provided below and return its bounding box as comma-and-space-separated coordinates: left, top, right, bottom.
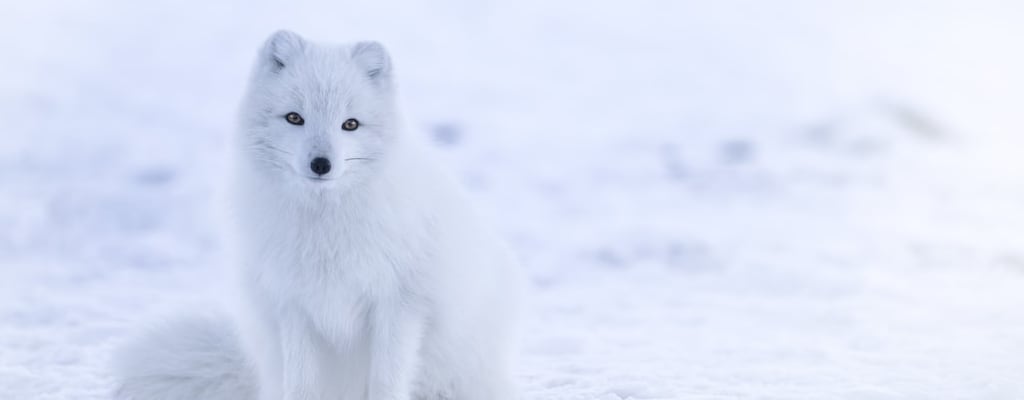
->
285, 112, 304, 125
342, 118, 359, 131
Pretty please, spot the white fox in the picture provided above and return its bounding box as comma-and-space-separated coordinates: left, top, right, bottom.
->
113, 30, 523, 400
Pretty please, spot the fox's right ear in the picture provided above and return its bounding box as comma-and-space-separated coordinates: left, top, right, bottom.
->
260, 30, 306, 73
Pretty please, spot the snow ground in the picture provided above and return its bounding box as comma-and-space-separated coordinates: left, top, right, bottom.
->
2, 1, 1024, 399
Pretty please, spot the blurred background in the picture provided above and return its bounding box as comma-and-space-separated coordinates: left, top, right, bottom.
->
2, 1, 1024, 398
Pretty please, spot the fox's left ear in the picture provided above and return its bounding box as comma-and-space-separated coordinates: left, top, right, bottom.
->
350, 41, 392, 81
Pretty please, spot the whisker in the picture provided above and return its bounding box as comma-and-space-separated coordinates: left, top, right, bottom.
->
248, 139, 294, 155
244, 155, 291, 171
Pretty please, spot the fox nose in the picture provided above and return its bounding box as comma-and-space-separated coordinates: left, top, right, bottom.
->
310, 157, 332, 175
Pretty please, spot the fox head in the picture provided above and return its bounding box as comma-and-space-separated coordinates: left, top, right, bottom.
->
237, 30, 398, 193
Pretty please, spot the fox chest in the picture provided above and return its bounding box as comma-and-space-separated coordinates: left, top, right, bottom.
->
249, 233, 409, 342
241, 201, 433, 341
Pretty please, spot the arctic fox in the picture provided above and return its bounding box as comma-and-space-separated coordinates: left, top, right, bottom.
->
114, 30, 523, 400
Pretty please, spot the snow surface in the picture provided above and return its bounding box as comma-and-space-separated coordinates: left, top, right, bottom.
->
3, 1, 1024, 399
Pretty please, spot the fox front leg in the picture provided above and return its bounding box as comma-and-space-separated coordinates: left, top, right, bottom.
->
278, 312, 332, 400
367, 307, 425, 400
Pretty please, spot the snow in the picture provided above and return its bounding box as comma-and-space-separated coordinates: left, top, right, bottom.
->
3, 1, 1024, 399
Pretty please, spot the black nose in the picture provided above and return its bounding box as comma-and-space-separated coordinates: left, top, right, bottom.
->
310, 157, 331, 175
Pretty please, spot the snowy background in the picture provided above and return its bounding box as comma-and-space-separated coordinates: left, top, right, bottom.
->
3, 1, 1024, 399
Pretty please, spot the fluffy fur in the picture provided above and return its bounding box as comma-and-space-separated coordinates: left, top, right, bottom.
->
113, 30, 522, 400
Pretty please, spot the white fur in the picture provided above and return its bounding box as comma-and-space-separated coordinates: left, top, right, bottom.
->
113, 30, 522, 400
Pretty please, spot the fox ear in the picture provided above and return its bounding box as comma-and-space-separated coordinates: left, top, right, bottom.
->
261, 30, 306, 73
350, 41, 392, 81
